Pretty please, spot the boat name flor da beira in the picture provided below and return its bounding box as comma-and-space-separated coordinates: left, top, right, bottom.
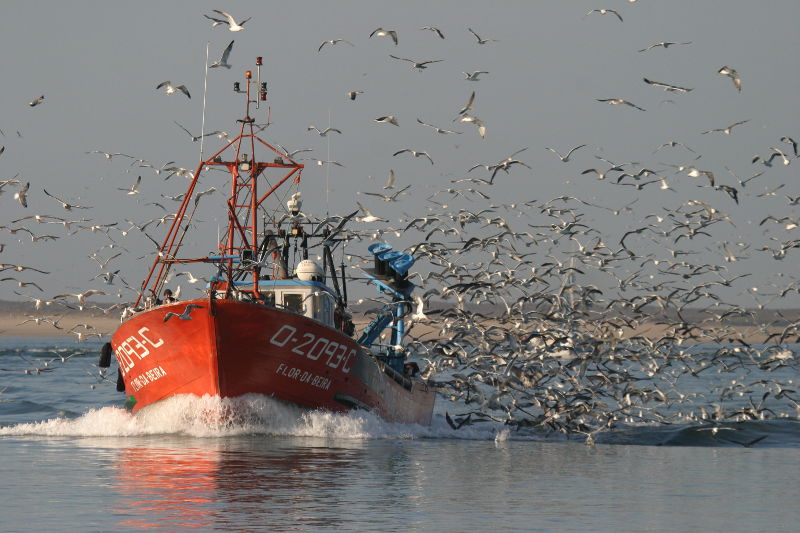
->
100, 57, 436, 425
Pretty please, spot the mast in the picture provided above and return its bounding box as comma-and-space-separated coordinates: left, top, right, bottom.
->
134, 57, 305, 307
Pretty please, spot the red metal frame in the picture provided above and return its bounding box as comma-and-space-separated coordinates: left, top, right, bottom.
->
134, 66, 305, 307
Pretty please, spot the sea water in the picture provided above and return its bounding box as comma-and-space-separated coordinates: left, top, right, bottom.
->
1, 338, 798, 532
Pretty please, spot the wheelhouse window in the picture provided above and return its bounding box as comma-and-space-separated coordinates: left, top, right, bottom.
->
283, 293, 303, 314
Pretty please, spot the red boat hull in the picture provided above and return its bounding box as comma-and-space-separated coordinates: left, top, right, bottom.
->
111, 299, 436, 425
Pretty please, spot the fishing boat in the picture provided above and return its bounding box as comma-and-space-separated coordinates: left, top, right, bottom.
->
101, 58, 436, 425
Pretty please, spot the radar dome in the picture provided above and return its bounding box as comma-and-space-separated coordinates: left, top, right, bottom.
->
295, 259, 323, 281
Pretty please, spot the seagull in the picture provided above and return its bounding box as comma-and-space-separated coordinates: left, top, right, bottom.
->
457, 90, 476, 116
389, 55, 443, 70
545, 144, 587, 162
586, 9, 623, 22
156, 81, 191, 98
361, 184, 411, 202
724, 166, 764, 188
458, 114, 486, 138
416, 118, 462, 134
86, 150, 136, 161
355, 202, 388, 223
686, 167, 715, 187
318, 38, 354, 52
701, 120, 749, 135
383, 169, 396, 189
42, 189, 91, 210
207, 9, 250, 32
780, 136, 798, 157
654, 140, 696, 154
393, 148, 434, 165
410, 295, 428, 321
643, 78, 693, 93
14, 182, 29, 208
173, 121, 219, 142
468, 28, 498, 44
463, 71, 489, 81
307, 125, 342, 136
375, 115, 399, 126
754, 147, 792, 167
421, 26, 445, 39
346, 90, 364, 101
274, 144, 314, 159
28, 95, 45, 107
117, 175, 141, 195
53, 289, 106, 309
369, 27, 398, 45
311, 158, 345, 167
164, 304, 205, 322
175, 271, 207, 284
638, 41, 692, 52
209, 40, 234, 69
718, 66, 742, 92
596, 98, 645, 111
194, 187, 217, 206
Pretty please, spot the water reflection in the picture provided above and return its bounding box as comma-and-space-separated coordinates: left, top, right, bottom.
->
110, 436, 372, 531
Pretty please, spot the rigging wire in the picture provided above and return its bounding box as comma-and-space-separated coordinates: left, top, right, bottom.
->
199, 42, 211, 162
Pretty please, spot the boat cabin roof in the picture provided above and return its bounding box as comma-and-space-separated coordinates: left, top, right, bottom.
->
209, 278, 339, 325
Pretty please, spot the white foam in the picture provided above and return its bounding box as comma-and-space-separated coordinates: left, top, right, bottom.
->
0, 393, 527, 441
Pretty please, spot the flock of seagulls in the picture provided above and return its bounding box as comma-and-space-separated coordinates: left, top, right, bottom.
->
1, 5, 798, 445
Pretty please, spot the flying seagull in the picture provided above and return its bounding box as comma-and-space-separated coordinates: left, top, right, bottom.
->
458, 114, 486, 138
545, 144, 587, 162
307, 125, 342, 136
420, 26, 445, 39
318, 38, 354, 52
596, 98, 646, 111
643, 78, 693, 93
209, 40, 234, 69
638, 41, 692, 52
14, 182, 29, 208
355, 202, 388, 223
28, 95, 45, 107
360, 184, 411, 202
389, 55, 444, 70
85, 150, 135, 161
456, 90, 476, 116
417, 118, 462, 134
718, 66, 741, 92
393, 148, 434, 165
463, 71, 489, 81
117, 175, 142, 195
156, 81, 191, 98
164, 304, 205, 322
375, 115, 399, 126
43, 189, 92, 210
586, 9, 623, 22
346, 90, 364, 101
369, 27, 398, 45
206, 9, 250, 32
468, 28, 498, 44
174, 121, 219, 142
384, 169, 396, 189
701, 120, 749, 135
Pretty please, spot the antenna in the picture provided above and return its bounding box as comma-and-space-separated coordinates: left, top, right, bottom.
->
199, 41, 210, 162
326, 108, 331, 215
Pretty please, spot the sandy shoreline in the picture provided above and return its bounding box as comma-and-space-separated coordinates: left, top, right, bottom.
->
0, 310, 782, 344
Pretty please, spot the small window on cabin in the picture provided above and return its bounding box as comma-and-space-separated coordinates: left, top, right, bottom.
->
262, 291, 275, 307
283, 293, 303, 314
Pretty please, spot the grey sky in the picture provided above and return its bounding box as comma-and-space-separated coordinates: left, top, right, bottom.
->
1, 1, 799, 308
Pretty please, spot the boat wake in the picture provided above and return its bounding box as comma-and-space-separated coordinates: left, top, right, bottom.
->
0, 393, 491, 440
1, 393, 798, 446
